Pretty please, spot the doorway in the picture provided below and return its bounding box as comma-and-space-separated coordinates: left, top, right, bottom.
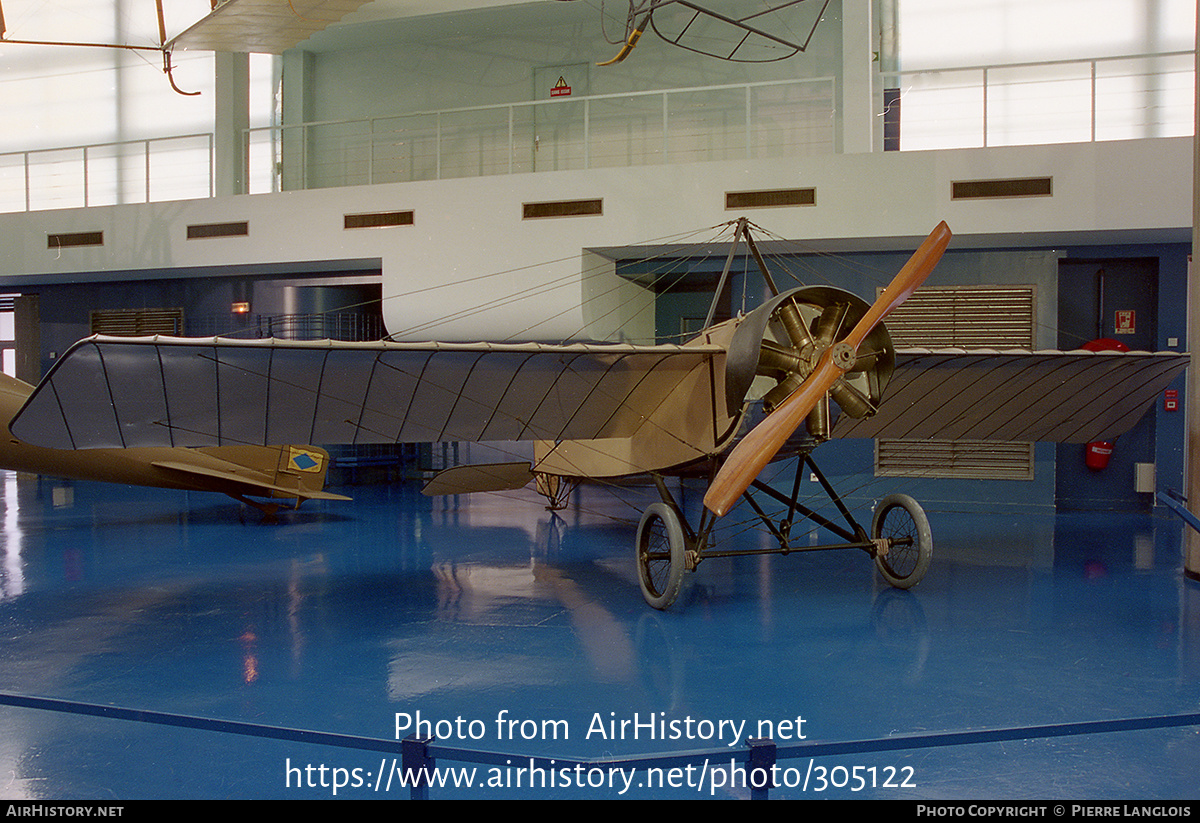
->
1055, 258, 1158, 511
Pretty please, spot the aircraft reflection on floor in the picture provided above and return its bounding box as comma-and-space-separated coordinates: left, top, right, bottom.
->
0, 472, 1198, 798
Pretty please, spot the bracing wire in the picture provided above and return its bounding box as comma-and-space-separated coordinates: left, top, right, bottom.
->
216, 221, 741, 343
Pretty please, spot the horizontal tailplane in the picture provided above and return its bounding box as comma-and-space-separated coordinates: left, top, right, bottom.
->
422, 462, 534, 496
155, 444, 350, 504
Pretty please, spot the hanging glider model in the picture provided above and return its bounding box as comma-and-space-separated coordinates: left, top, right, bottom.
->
584, 0, 831, 66
3, 221, 1188, 608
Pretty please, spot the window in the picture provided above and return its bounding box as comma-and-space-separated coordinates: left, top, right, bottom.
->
1, 0, 276, 208
888, 0, 1196, 149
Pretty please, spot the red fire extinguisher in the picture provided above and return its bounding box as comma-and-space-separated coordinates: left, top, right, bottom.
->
1085, 441, 1113, 471
1080, 338, 1130, 470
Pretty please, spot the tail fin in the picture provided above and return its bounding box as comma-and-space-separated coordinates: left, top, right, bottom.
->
274, 445, 345, 500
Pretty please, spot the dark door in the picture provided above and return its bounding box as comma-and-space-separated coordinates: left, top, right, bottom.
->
1055, 258, 1158, 511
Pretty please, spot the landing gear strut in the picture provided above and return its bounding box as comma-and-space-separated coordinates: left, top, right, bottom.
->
634, 453, 933, 609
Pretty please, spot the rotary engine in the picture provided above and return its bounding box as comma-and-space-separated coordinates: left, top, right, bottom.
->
724, 286, 896, 441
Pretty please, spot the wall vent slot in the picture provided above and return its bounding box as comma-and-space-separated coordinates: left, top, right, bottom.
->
47, 231, 103, 249
952, 177, 1053, 200
344, 211, 414, 230
876, 440, 1035, 481
880, 285, 1037, 349
90, 308, 185, 337
522, 199, 603, 219
875, 284, 1038, 480
187, 221, 249, 239
725, 188, 815, 210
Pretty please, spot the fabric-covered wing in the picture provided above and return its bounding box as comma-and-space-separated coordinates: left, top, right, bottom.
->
167, 0, 374, 54
11, 336, 724, 451
834, 349, 1188, 443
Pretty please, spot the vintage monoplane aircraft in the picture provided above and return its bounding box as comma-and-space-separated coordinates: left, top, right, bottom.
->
3, 221, 1188, 608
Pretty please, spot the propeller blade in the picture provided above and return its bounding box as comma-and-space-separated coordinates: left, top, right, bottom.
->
703, 222, 952, 517
841, 221, 952, 351
704, 350, 841, 516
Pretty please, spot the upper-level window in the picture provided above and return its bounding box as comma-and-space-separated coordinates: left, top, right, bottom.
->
1, 0, 216, 154
1, 0, 275, 207
894, 0, 1194, 70
886, 0, 1196, 149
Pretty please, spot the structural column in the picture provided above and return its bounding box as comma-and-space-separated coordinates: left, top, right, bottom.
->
280, 49, 316, 191
214, 51, 250, 196
841, 1, 875, 154
1187, 0, 1200, 580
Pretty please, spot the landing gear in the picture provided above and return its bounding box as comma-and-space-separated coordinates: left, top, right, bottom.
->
536, 472, 576, 511
871, 493, 932, 589
635, 503, 686, 610
632, 456, 934, 609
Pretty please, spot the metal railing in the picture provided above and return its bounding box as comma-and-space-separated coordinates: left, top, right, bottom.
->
3, 689, 1199, 799
880, 50, 1194, 151
2, 51, 1194, 211
243, 77, 838, 193
0, 133, 214, 214
187, 312, 386, 341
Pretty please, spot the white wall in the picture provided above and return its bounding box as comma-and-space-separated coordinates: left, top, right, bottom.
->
0, 136, 1188, 342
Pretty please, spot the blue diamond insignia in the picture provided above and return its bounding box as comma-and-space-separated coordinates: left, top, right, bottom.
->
292, 453, 319, 471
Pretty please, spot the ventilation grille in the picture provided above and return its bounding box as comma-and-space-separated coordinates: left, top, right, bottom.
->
876, 440, 1035, 481
522, 199, 603, 219
881, 285, 1037, 349
345, 211, 414, 230
48, 231, 103, 249
187, 221, 249, 240
725, 188, 815, 210
952, 177, 1053, 200
90, 308, 185, 337
876, 285, 1038, 480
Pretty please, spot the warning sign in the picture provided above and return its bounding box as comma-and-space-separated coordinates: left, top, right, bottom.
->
550, 76, 572, 97
1114, 309, 1136, 335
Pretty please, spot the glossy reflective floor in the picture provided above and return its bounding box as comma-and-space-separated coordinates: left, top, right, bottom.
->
1, 470, 1198, 799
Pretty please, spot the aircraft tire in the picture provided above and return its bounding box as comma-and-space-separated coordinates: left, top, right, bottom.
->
636, 503, 686, 609
871, 494, 932, 589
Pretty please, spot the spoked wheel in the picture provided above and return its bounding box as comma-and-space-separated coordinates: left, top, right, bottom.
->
871, 493, 932, 589
636, 503, 686, 610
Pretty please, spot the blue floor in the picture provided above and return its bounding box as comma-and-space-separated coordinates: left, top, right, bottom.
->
1, 470, 1198, 799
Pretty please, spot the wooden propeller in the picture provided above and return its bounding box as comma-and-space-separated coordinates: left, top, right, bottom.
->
703, 221, 952, 517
